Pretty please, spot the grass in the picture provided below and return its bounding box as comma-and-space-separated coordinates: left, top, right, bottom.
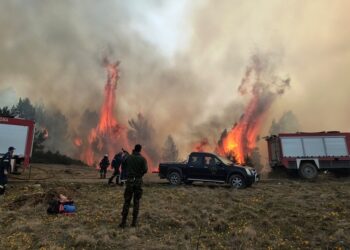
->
0, 165, 349, 249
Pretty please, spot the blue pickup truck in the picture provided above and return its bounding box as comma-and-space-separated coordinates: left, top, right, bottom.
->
158, 152, 259, 189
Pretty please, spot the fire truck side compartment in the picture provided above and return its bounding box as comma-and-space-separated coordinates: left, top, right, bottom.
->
266, 132, 350, 170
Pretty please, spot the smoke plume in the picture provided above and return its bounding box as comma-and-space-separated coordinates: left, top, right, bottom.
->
1, 0, 350, 162
269, 111, 300, 135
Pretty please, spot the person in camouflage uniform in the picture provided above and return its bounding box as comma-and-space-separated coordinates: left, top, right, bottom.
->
119, 144, 148, 228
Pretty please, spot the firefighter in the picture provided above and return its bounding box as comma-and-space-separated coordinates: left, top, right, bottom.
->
99, 154, 110, 179
119, 144, 148, 228
0, 146, 15, 195
108, 152, 123, 185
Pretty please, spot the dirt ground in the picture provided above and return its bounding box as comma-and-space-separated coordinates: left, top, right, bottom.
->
0, 164, 349, 250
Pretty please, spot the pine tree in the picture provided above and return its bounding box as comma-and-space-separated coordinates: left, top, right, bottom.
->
162, 135, 179, 162
0, 106, 13, 117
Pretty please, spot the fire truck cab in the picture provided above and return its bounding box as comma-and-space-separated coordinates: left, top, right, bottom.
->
0, 116, 35, 172
266, 132, 350, 179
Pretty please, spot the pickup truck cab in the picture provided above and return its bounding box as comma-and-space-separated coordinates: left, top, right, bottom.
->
158, 152, 259, 188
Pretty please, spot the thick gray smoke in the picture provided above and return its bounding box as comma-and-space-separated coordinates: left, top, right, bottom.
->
127, 114, 159, 163
161, 135, 179, 162
269, 111, 300, 135
0, 1, 205, 158
1, 0, 350, 161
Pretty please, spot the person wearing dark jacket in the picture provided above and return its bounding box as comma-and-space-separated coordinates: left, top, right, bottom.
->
108, 152, 123, 184
119, 144, 148, 228
0, 146, 15, 195
99, 154, 110, 179
119, 149, 129, 185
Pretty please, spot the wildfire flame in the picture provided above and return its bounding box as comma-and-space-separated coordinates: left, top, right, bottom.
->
217, 54, 290, 164
193, 138, 210, 152
82, 58, 129, 166
73, 57, 158, 172
74, 138, 82, 147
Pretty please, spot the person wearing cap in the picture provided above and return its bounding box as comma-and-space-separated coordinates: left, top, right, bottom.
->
0, 146, 15, 195
119, 144, 148, 228
99, 154, 110, 179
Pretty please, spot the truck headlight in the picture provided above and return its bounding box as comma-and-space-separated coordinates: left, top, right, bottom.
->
245, 168, 253, 175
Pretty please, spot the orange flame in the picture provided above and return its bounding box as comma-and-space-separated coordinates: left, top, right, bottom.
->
217, 54, 289, 164
217, 97, 264, 164
74, 138, 82, 147
81, 58, 129, 166
193, 138, 210, 152
74, 58, 157, 172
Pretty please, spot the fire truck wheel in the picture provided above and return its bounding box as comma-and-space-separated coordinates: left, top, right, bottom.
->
168, 172, 181, 185
229, 174, 246, 189
299, 162, 318, 179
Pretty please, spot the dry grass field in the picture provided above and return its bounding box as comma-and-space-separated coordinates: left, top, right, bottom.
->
0, 164, 349, 250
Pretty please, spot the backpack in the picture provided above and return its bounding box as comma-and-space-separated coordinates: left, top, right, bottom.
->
47, 200, 60, 214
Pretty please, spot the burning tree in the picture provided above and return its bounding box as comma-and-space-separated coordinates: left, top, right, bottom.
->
216, 54, 290, 164
73, 58, 158, 171
80, 58, 129, 166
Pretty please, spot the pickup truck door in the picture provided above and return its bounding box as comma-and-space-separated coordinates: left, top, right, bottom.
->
203, 156, 227, 181
186, 155, 210, 179
214, 158, 228, 181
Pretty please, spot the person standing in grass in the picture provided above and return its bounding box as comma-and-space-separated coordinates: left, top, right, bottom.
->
99, 154, 110, 179
108, 151, 123, 185
119, 148, 129, 185
0, 146, 15, 195
119, 144, 148, 228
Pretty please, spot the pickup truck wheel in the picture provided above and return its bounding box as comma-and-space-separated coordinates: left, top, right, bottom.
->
168, 172, 181, 185
229, 174, 246, 189
299, 162, 318, 179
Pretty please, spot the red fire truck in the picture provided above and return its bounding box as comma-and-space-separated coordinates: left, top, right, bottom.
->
0, 116, 35, 171
266, 132, 350, 179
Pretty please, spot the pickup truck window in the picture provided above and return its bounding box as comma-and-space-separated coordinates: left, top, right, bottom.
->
189, 155, 202, 167
204, 156, 216, 167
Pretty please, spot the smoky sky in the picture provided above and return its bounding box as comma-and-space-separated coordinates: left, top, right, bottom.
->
1, 0, 350, 158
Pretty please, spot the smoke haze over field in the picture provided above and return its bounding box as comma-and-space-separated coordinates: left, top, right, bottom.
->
1, 0, 350, 159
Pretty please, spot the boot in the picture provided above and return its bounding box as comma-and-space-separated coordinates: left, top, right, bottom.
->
131, 216, 137, 227
119, 216, 127, 228
116, 176, 120, 185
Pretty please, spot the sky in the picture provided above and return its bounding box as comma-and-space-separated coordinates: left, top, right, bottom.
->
0, 0, 349, 157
